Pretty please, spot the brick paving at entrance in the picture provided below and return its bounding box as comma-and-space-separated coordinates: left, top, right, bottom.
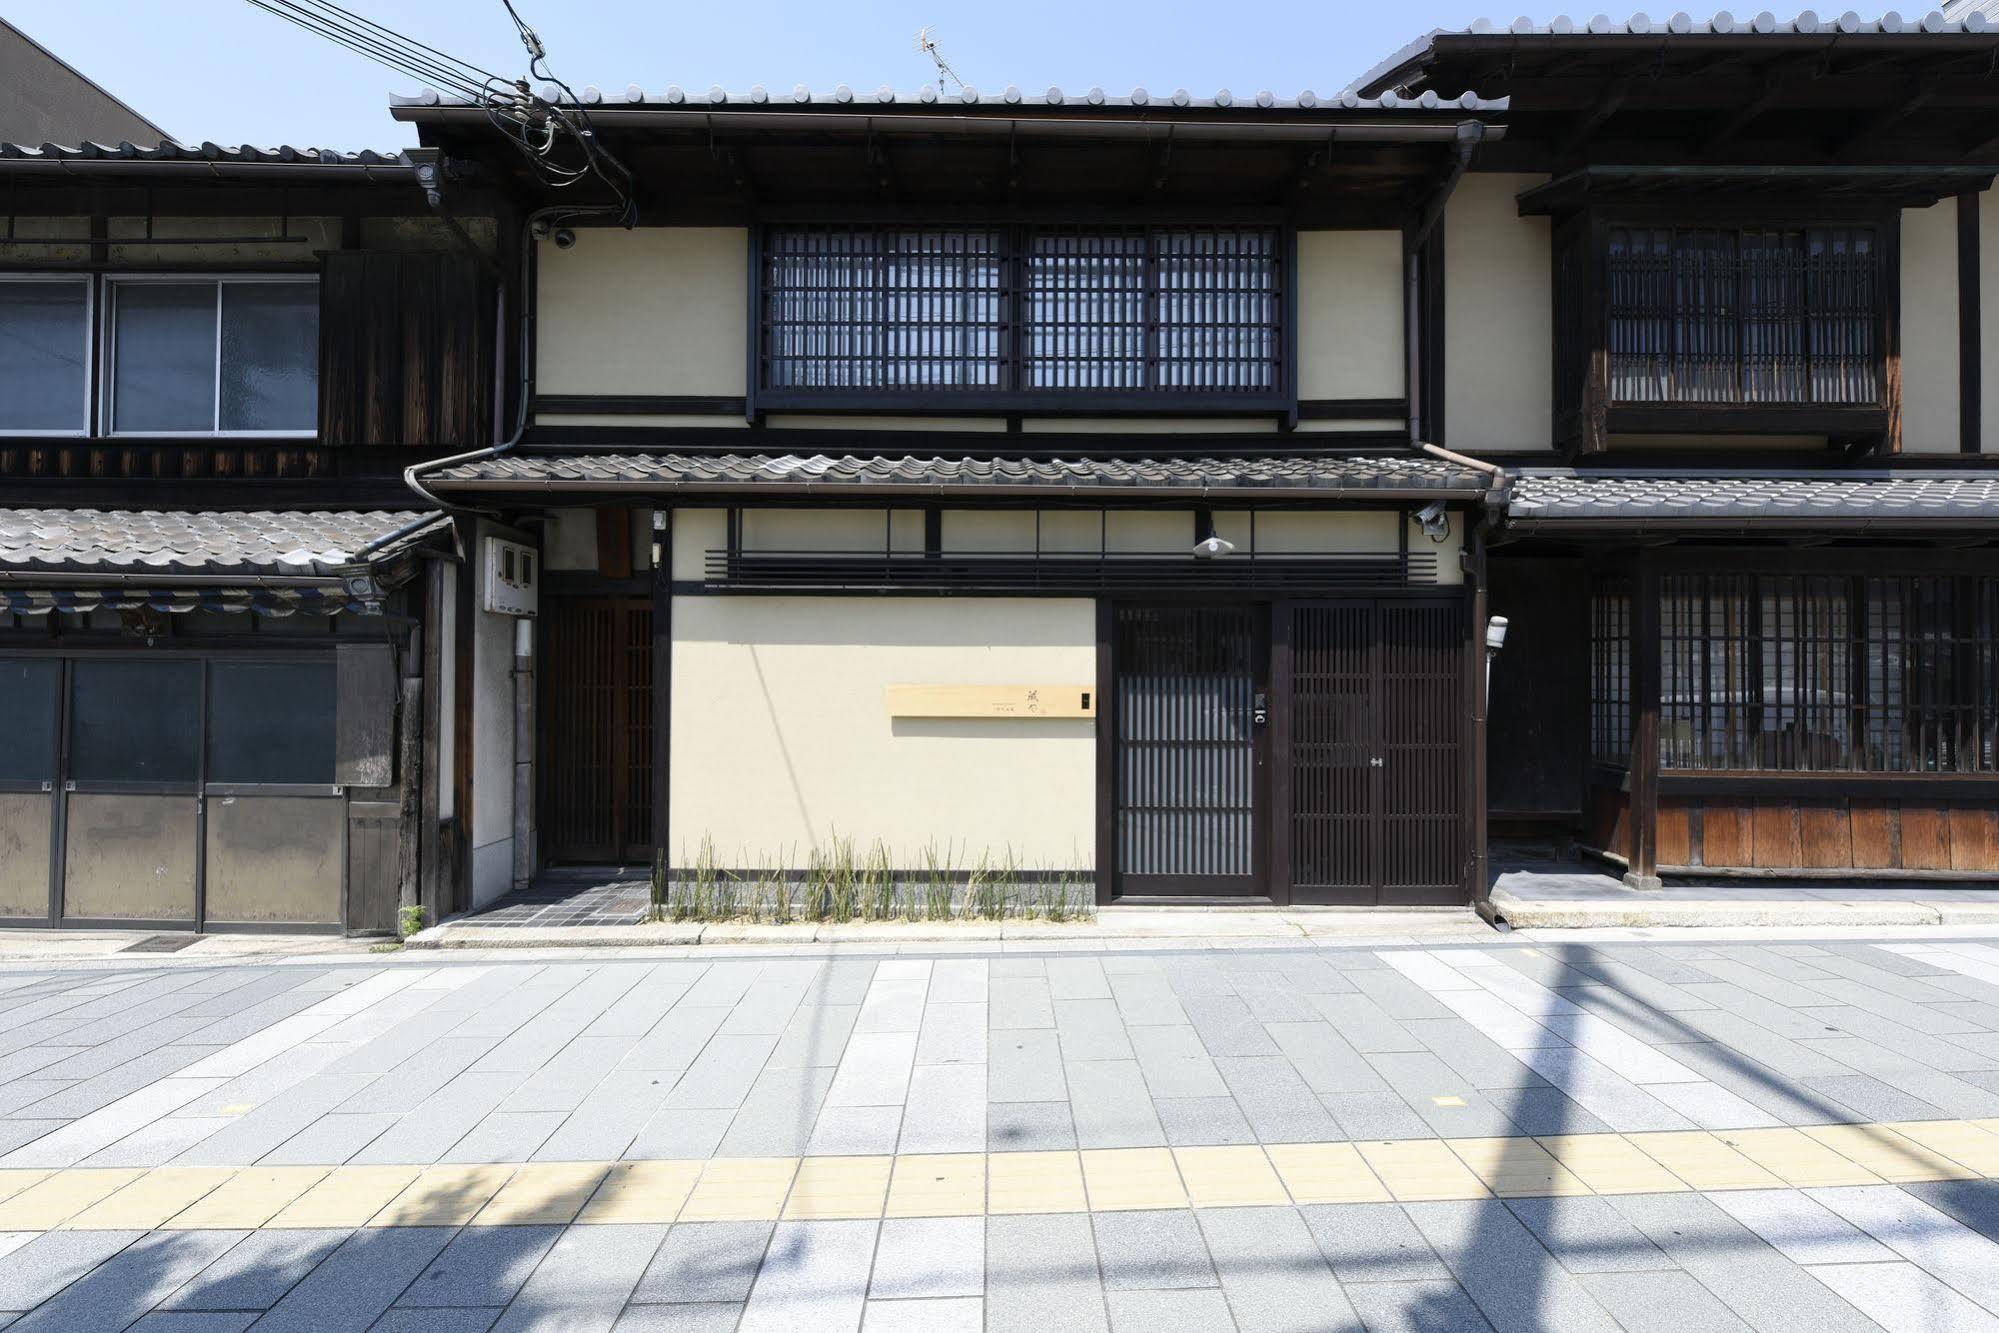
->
0, 938, 1998, 1327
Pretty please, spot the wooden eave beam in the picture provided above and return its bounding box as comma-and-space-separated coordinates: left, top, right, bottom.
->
1839, 76, 1941, 156
1558, 78, 1633, 153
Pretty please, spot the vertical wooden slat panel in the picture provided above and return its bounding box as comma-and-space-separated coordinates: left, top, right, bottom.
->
1849, 799, 1897, 869
1901, 802, 1953, 870
1949, 802, 1999, 872
1798, 802, 1853, 869
1657, 800, 1692, 865
1751, 799, 1802, 868
1700, 800, 1750, 867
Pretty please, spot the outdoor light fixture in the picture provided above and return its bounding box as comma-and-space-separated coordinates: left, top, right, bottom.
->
1191, 535, 1235, 559
1416, 500, 1451, 540
1485, 616, 1509, 652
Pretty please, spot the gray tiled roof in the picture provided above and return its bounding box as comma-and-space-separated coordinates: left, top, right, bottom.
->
1506, 470, 1999, 527
0, 510, 443, 576
428, 452, 1490, 497
0, 140, 417, 177
392, 86, 1506, 114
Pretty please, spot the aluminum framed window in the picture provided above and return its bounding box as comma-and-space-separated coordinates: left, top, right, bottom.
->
101, 274, 318, 437
0, 276, 92, 436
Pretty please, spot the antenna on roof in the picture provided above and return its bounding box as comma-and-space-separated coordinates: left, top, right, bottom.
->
915, 26, 964, 93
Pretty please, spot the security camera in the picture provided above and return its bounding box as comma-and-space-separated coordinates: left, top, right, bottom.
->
529, 219, 552, 240
1485, 616, 1509, 651
552, 228, 578, 249
1191, 535, 1235, 560
1415, 501, 1450, 540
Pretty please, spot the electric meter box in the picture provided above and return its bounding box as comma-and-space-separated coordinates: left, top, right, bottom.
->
482, 537, 538, 616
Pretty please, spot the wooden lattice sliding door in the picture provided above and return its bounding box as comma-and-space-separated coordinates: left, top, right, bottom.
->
1112, 604, 1267, 897
1281, 599, 1468, 905
543, 597, 654, 863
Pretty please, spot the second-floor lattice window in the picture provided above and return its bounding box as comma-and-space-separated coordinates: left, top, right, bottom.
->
759, 223, 1283, 404
1606, 225, 1879, 407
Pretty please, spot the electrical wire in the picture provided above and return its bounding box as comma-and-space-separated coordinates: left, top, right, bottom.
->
242, 0, 640, 225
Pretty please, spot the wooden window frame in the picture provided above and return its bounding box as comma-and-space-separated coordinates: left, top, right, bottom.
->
1552, 202, 1900, 454
751, 220, 1296, 417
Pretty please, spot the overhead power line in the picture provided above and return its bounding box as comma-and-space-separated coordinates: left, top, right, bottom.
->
241, 0, 638, 226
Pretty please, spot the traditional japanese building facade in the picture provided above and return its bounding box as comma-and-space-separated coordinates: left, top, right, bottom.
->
6, 15, 1999, 932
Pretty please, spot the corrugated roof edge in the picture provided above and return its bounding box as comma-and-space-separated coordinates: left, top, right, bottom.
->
388, 85, 1507, 114
1352, 10, 1999, 95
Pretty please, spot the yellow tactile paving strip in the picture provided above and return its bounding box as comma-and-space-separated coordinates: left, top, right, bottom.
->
2, 1117, 1996, 1231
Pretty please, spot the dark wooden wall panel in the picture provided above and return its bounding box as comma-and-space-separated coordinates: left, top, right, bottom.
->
320, 251, 495, 449
1485, 557, 1589, 822
1657, 802, 1692, 865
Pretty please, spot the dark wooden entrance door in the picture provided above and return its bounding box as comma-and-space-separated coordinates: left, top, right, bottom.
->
1111, 604, 1267, 897
1279, 599, 1467, 905
543, 597, 654, 863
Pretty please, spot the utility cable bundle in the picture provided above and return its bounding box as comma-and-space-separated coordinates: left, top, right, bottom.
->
245, 0, 638, 226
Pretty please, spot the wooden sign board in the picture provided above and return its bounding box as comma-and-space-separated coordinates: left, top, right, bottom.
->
886, 684, 1097, 719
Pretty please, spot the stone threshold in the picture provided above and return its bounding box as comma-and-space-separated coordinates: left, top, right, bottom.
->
1489, 885, 1999, 930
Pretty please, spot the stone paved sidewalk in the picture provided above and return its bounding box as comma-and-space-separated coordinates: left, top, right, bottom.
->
0, 937, 1996, 1327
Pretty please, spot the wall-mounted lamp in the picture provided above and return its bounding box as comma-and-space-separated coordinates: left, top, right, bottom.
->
1191, 535, 1236, 559
1484, 615, 1509, 702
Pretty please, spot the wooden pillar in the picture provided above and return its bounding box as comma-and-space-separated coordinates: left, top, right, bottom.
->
650, 509, 673, 858
1094, 599, 1114, 906
1625, 551, 1663, 889
1469, 523, 1492, 910
397, 623, 423, 917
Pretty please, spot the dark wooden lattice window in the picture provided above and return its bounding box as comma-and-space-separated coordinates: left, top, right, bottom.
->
1650, 572, 1999, 775
758, 222, 1284, 408
1605, 225, 1879, 407
1589, 575, 1632, 767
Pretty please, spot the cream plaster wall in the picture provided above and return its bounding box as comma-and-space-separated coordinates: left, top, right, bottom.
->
669, 596, 1097, 869
1297, 230, 1404, 401
1445, 173, 1551, 454
535, 227, 748, 398
469, 522, 518, 908
1985, 187, 1999, 451
1901, 200, 1961, 454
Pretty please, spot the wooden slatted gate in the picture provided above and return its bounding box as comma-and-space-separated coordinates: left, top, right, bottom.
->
1112, 605, 1267, 897
1279, 599, 1468, 905
542, 597, 654, 863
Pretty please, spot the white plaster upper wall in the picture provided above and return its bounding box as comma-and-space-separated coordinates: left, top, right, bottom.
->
1902, 200, 1961, 455
1297, 230, 1404, 400
469, 522, 518, 909
1986, 187, 1999, 452
1444, 173, 1551, 453
536, 227, 748, 398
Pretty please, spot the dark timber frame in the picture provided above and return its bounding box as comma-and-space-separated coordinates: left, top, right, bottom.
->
1582, 544, 1999, 882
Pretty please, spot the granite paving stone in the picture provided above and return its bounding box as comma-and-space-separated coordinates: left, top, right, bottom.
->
159, 1227, 348, 1311
1091, 1209, 1218, 1290
1196, 1205, 1357, 1333
631, 1222, 773, 1305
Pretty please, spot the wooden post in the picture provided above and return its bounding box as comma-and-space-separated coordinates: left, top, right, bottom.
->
651, 509, 673, 859
1094, 599, 1114, 906
1469, 524, 1492, 910
418, 558, 447, 919
1625, 550, 1663, 889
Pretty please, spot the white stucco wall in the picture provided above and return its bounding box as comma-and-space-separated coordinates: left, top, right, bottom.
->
1901, 200, 1961, 454
1444, 173, 1552, 454
468, 522, 519, 908
1297, 229, 1404, 401
669, 595, 1098, 870
535, 227, 748, 398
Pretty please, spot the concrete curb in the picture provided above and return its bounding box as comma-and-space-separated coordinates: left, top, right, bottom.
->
1490, 888, 1999, 930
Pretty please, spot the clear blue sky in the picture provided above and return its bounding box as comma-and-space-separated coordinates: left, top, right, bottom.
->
10, 0, 1507, 148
